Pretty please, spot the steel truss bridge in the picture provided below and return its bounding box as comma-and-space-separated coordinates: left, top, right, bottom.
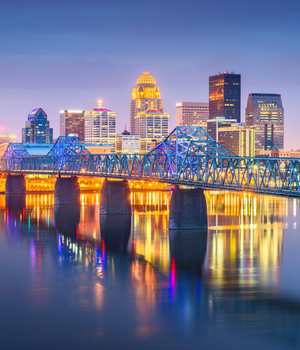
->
1, 127, 300, 197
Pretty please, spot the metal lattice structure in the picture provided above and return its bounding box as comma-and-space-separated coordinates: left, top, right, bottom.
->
1, 143, 30, 171
47, 136, 90, 157
1, 127, 300, 197
46, 136, 91, 172
147, 126, 237, 179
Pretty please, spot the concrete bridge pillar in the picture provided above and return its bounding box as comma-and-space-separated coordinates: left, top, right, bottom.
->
100, 179, 131, 215
100, 179, 131, 253
54, 176, 80, 205
5, 174, 26, 194
169, 187, 207, 229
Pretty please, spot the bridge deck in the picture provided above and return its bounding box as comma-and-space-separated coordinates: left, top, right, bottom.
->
1, 127, 299, 198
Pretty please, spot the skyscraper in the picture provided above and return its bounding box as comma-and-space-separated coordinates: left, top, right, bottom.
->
60, 110, 85, 142
84, 101, 116, 152
175, 102, 209, 130
209, 72, 241, 122
218, 125, 255, 157
207, 117, 237, 142
130, 72, 162, 135
22, 107, 53, 144
135, 109, 169, 152
245, 93, 284, 151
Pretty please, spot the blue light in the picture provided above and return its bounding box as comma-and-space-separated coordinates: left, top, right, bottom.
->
1, 126, 300, 198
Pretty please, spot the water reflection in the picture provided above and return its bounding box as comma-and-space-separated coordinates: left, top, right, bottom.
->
100, 214, 131, 253
6, 193, 26, 213
169, 229, 207, 271
54, 203, 80, 235
131, 191, 171, 272
206, 192, 284, 289
0, 191, 300, 349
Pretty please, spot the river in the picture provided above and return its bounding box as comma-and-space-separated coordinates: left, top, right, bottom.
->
0, 191, 299, 349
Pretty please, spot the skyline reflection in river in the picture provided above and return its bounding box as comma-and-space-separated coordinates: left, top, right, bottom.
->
0, 190, 299, 349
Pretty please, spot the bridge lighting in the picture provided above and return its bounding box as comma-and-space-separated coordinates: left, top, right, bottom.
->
2, 126, 300, 196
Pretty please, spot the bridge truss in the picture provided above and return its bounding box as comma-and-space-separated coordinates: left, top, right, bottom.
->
1, 127, 300, 197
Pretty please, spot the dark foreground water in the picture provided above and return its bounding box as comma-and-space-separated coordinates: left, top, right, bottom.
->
0, 191, 300, 350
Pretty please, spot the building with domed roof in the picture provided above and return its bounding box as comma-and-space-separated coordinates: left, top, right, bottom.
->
130, 72, 163, 135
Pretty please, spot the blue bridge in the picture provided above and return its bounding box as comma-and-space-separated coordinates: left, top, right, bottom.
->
1, 126, 300, 198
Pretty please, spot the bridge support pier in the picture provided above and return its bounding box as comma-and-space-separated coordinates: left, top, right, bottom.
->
54, 176, 80, 205
100, 179, 131, 215
100, 179, 131, 253
5, 174, 26, 194
169, 187, 207, 229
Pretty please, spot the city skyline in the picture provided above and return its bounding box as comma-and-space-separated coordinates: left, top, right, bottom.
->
0, 0, 299, 149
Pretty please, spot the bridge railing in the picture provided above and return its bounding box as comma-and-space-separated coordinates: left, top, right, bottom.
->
2, 153, 300, 196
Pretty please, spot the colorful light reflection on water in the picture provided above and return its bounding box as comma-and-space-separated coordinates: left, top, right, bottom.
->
0, 191, 299, 349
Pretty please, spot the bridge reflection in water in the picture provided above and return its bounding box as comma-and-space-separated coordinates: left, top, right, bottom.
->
0, 191, 300, 347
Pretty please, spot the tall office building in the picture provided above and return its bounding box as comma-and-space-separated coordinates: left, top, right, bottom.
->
135, 109, 169, 152
207, 117, 237, 142
22, 107, 53, 144
209, 72, 241, 122
176, 102, 209, 130
218, 125, 255, 157
60, 110, 85, 142
84, 101, 116, 152
130, 72, 162, 135
245, 93, 284, 151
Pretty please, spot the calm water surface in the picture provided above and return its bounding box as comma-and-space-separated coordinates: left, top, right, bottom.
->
0, 191, 300, 350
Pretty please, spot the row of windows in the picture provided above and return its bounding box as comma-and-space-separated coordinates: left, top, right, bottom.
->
180, 106, 208, 109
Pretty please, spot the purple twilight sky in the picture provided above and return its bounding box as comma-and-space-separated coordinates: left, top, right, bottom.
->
0, 0, 300, 149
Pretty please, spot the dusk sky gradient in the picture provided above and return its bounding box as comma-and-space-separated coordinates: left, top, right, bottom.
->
1, 0, 300, 148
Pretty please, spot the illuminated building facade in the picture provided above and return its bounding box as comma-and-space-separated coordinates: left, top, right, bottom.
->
85, 144, 113, 154
135, 109, 169, 152
0, 143, 9, 160
60, 110, 85, 142
209, 72, 241, 122
0, 135, 17, 144
175, 102, 209, 130
22, 107, 53, 144
130, 72, 162, 135
84, 102, 116, 152
218, 125, 255, 157
116, 129, 141, 154
245, 93, 284, 151
255, 149, 300, 158
207, 117, 237, 142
